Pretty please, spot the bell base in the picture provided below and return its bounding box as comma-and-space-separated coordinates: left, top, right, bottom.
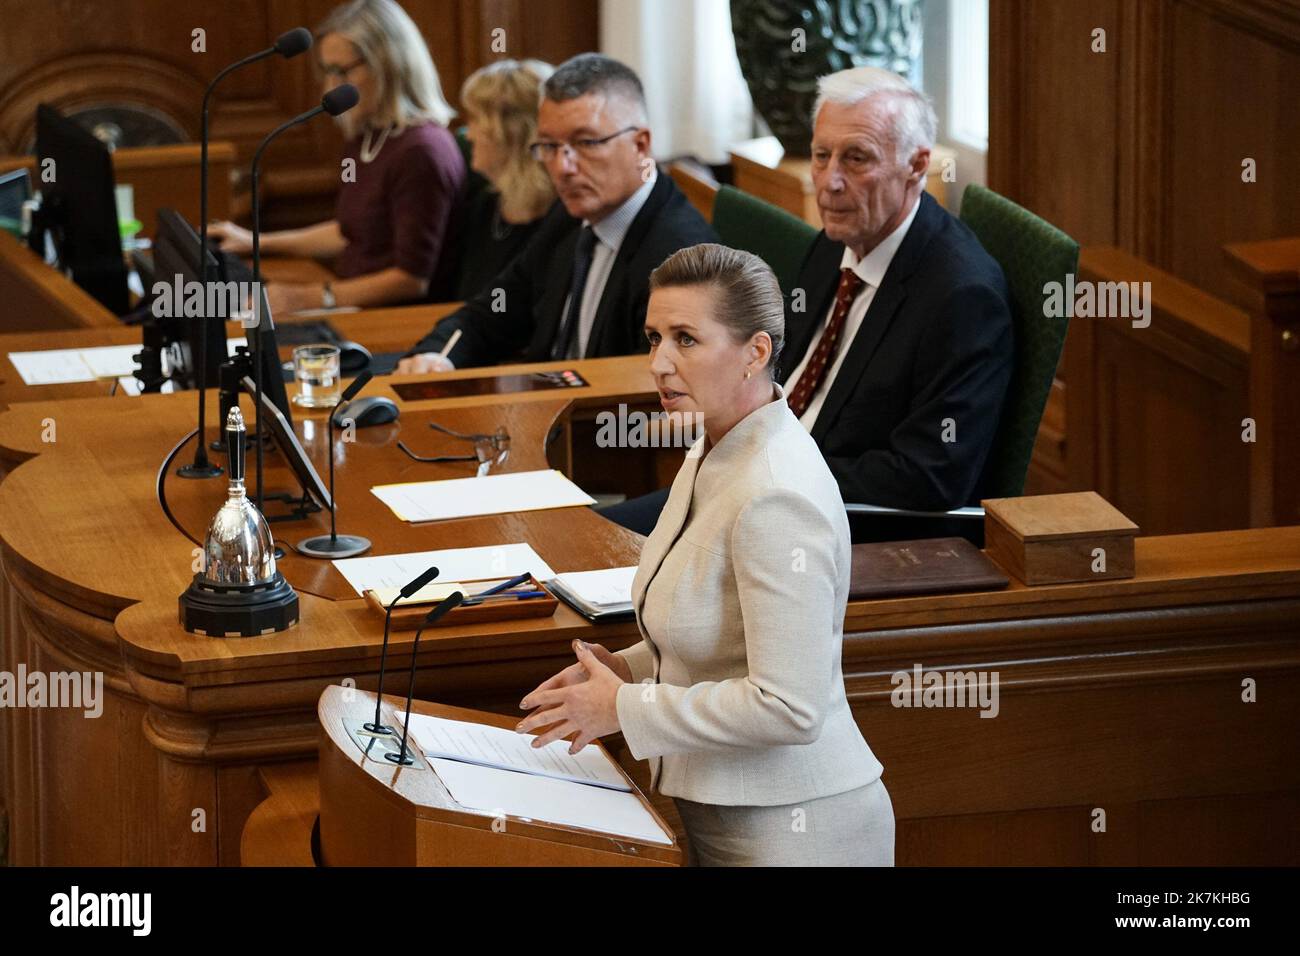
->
296, 533, 372, 559
179, 572, 299, 637
177, 461, 224, 480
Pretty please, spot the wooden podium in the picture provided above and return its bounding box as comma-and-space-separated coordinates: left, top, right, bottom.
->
317, 685, 681, 867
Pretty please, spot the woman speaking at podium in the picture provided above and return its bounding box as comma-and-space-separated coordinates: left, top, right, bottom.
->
210, 0, 466, 313
518, 245, 894, 866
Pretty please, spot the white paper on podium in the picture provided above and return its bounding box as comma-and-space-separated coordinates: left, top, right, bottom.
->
400, 712, 630, 791
331, 542, 557, 598
370, 469, 595, 523
430, 757, 673, 846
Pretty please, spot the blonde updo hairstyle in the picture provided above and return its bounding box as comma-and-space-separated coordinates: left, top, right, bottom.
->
649, 243, 786, 378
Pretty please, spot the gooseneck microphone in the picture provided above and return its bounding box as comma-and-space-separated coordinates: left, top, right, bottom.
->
387, 592, 466, 766
248, 84, 359, 514
180, 27, 313, 481
296, 370, 373, 558
364, 566, 441, 736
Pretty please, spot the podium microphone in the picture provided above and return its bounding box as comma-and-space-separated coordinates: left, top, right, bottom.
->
248, 83, 359, 513
180, 26, 314, 481
387, 592, 466, 766
364, 565, 441, 736
296, 370, 374, 559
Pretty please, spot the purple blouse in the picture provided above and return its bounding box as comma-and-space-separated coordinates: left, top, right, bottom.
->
334, 121, 466, 300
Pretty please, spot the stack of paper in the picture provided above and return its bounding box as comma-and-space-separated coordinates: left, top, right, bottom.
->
399, 712, 672, 846
402, 713, 630, 790
549, 566, 637, 620
371, 469, 595, 523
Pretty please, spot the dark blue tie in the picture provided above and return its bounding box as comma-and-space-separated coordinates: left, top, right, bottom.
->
551, 225, 597, 360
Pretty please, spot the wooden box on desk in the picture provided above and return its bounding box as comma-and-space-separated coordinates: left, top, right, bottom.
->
982, 492, 1139, 585
317, 686, 681, 867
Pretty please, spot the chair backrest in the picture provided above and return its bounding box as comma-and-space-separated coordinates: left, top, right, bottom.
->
959, 184, 1079, 499
711, 184, 818, 294
668, 161, 719, 221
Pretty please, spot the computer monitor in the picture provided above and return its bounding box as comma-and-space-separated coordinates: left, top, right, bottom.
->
151, 207, 292, 425
0, 168, 31, 235
34, 104, 130, 315
154, 207, 228, 391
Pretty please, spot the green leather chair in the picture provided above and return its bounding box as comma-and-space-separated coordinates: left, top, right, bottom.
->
711, 185, 818, 295
844, 184, 1079, 526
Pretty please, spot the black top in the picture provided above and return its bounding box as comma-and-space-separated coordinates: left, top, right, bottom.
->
407, 173, 718, 367
455, 190, 546, 301
781, 192, 1014, 523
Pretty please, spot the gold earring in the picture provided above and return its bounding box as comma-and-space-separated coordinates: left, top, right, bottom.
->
744, 369, 751, 380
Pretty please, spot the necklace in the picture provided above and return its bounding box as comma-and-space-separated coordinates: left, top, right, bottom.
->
359, 126, 392, 163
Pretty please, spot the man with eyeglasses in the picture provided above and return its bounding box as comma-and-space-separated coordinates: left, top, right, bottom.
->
396, 53, 716, 373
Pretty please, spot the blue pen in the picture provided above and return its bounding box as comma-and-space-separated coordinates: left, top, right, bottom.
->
471, 573, 532, 599
463, 589, 548, 606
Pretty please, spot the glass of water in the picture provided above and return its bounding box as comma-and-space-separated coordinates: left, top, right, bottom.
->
292, 344, 342, 408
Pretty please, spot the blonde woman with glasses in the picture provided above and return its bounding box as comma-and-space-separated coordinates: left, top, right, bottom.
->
455, 58, 556, 300
211, 0, 467, 314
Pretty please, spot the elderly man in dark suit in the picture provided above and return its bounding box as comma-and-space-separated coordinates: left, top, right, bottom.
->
600, 66, 1013, 543
397, 53, 717, 372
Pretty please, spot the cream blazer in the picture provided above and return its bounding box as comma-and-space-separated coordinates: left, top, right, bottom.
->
615, 381, 884, 806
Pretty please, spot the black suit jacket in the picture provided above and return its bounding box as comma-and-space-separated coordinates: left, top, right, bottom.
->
781, 192, 1013, 522
408, 173, 718, 366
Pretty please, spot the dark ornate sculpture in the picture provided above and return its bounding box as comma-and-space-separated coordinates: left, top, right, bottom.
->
731, 0, 923, 155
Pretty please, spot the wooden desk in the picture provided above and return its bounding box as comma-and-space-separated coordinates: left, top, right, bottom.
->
0, 230, 119, 331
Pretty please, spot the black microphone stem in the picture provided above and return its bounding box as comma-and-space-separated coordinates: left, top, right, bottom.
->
327, 408, 338, 544
184, 51, 269, 478
250, 106, 326, 515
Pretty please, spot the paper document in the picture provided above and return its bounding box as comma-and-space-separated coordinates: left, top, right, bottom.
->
431, 758, 672, 846
9, 338, 248, 387
332, 542, 556, 598
371, 469, 595, 523
401, 712, 630, 791
551, 567, 636, 612
364, 581, 465, 607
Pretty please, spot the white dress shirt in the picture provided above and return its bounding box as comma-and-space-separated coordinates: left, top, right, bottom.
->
562, 169, 658, 358
786, 197, 921, 430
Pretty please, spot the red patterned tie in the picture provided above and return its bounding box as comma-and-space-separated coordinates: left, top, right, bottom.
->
788, 267, 866, 418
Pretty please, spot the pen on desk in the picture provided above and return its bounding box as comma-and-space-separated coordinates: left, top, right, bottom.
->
438, 329, 462, 360
471, 573, 532, 599
462, 590, 548, 606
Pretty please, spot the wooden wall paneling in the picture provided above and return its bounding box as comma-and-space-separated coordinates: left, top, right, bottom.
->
1093, 320, 1249, 534
1077, 246, 1251, 535
990, 0, 1300, 301
1223, 237, 1300, 528
1115, 0, 1169, 263
988, 0, 1123, 248
1164, 0, 1300, 305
